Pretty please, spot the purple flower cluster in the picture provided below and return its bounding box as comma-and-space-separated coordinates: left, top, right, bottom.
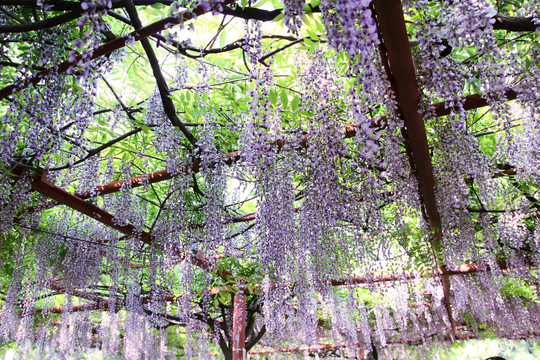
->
67, 0, 112, 80
282, 0, 305, 34
243, 20, 264, 69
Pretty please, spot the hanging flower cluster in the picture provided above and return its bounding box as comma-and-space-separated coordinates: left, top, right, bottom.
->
68, 0, 112, 80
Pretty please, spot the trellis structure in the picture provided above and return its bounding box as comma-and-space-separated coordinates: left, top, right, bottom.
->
1, 0, 540, 359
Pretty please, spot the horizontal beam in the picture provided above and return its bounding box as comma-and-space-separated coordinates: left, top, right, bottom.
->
247, 343, 347, 355
37, 302, 107, 314
39, 263, 539, 316
331, 263, 539, 286
49, 282, 111, 305
207, 263, 539, 295
246, 328, 540, 354
431, 89, 517, 117
28, 175, 233, 282
77, 87, 517, 199
31, 178, 150, 241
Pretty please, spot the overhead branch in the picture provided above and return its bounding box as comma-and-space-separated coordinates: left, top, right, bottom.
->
49, 282, 112, 305
108, 10, 299, 58
121, 0, 197, 145
100, 75, 140, 123
0, 6, 25, 23
119, 0, 174, 6
50, 127, 146, 170
259, 38, 304, 65
496, 164, 540, 212
37, 302, 107, 313
0, 0, 235, 100
245, 325, 266, 351
0, 60, 45, 71
0, 0, 174, 11
493, 14, 538, 32
220, 4, 285, 21
221, 4, 537, 34
0, 9, 81, 33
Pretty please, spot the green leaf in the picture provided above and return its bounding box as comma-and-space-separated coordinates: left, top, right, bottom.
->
140, 125, 152, 133
253, 0, 270, 7
151, 2, 165, 10
219, 31, 226, 49
0, 161, 15, 177
274, 12, 285, 22
303, 13, 313, 25
280, 89, 289, 109
307, 29, 320, 41
269, 89, 278, 106
465, 46, 477, 56
304, 37, 316, 48
291, 95, 300, 111
219, 290, 232, 304
71, 77, 84, 94
316, 19, 325, 33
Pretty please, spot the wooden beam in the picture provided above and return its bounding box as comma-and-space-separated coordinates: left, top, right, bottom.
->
77, 85, 518, 200
432, 89, 517, 117
31, 178, 150, 241
373, 0, 457, 337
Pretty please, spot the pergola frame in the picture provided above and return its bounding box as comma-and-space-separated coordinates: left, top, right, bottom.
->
3, 0, 537, 358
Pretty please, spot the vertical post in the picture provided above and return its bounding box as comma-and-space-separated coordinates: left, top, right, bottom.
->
358, 346, 366, 360
372, 0, 457, 337
232, 290, 247, 360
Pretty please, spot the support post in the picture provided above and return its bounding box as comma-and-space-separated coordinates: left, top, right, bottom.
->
232, 290, 247, 360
